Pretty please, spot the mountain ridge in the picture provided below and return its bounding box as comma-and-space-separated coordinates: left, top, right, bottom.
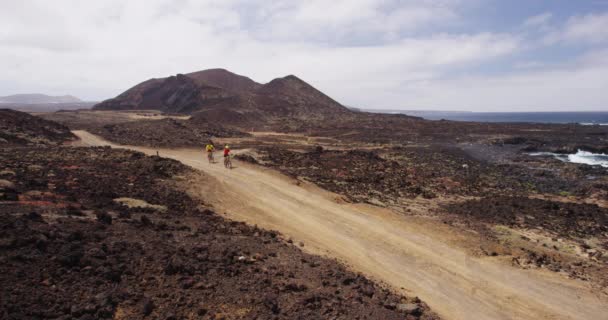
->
0, 93, 82, 104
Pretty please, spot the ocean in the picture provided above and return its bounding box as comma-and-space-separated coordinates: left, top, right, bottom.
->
530, 151, 608, 168
376, 110, 608, 125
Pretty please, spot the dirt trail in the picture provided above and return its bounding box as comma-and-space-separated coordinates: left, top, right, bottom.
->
73, 130, 608, 320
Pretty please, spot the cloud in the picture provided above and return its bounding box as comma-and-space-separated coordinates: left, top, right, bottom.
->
377, 49, 608, 111
513, 61, 547, 70
0, 1, 606, 111
523, 12, 553, 29
0, 0, 516, 99
248, 0, 461, 44
544, 12, 608, 44
0, 1, 84, 51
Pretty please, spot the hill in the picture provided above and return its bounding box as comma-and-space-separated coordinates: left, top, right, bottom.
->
1, 102, 96, 112
0, 94, 82, 104
94, 69, 351, 129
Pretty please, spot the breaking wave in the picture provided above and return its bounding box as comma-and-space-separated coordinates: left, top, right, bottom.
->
579, 123, 608, 126
530, 150, 608, 168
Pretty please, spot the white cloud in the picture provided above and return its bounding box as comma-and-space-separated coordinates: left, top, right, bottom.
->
0, 1, 606, 111
513, 61, 547, 70
0, 0, 517, 100
544, 12, 608, 44
523, 12, 553, 29
378, 49, 608, 111
250, 0, 461, 43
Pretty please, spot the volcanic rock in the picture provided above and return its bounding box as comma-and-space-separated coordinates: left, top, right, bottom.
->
0, 109, 75, 146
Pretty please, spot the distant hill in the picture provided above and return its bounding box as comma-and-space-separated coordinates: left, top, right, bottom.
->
94, 68, 351, 128
0, 102, 96, 113
0, 94, 82, 104
0, 94, 94, 112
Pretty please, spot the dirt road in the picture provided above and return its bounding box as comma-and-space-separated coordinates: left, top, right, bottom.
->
73, 130, 608, 320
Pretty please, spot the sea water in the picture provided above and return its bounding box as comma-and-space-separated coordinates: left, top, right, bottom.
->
383, 111, 608, 124
530, 150, 608, 168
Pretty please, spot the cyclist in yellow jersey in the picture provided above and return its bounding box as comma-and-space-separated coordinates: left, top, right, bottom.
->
205, 142, 215, 163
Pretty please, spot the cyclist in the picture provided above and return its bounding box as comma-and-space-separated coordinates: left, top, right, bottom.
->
205, 141, 215, 163
223, 144, 232, 168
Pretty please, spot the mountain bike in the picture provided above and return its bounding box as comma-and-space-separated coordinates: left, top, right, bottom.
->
224, 154, 232, 169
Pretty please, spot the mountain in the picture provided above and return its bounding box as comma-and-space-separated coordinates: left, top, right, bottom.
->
255, 75, 345, 116
95, 74, 232, 114
93, 69, 351, 127
0, 94, 82, 104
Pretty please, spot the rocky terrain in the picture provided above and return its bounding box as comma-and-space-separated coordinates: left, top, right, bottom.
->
447, 196, 608, 240
251, 144, 607, 204
40, 110, 249, 148
88, 118, 249, 148
300, 114, 608, 152
31, 68, 608, 295
6, 67, 608, 318
39, 110, 191, 130
445, 195, 608, 288
0, 109, 76, 146
251, 147, 436, 202
0, 144, 438, 319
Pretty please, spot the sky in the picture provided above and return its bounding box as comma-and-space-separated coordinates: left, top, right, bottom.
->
1, 0, 608, 111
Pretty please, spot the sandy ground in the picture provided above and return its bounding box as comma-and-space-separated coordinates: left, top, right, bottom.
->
73, 130, 608, 320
